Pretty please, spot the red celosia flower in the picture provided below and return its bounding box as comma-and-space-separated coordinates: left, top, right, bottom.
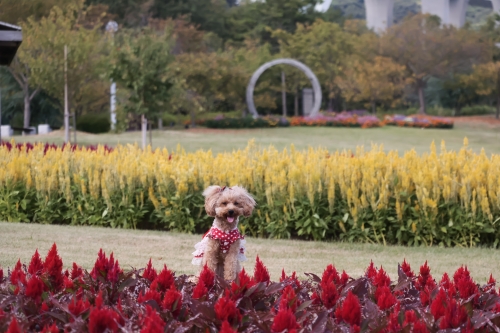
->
6, 317, 22, 333
439, 298, 468, 329
335, 291, 361, 326
220, 320, 237, 333
386, 306, 401, 332
457, 276, 478, 301
340, 270, 349, 286
439, 273, 452, 290
63, 275, 74, 290
192, 278, 208, 300
91, 250, 122, 284
40, 323, 58, 333
230, 268, 256, 299
280, 269, 301, 288
415, 261, 435, 291
365, 261, 377, 280
486, 274, 497, 295
10, 259, 26, 286
403, 310, 430, 333
279, 285, 299, 312
453, 266, 470, 285
143, 259, 157, 282
215, 290, 242, 325
271, 307, 300, 333
138, 288, 162, 306
25, 275, 45, 303
68, 297, 91, 317
320, 277, 338, 309
41, 302, 50, 312
88, 307, 122, 333
430, 288, 448, 320
254, 255, 270, 284
311, 291, 321, 305
162, 284, 183, 317
43, 243, 64, 291
140, 305, 165, 333
373, 266, 391, 288
401, 259, 414, 278
70, 262, 83, 280
322, 264, 341, 285
151, 265, 174, 292
0, 266, 3, 282
199, 263, 215, 290
375, 286, 397, 310
28, 249, 44, 275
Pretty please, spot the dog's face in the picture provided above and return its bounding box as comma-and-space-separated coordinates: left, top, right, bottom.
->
203, 186, 256, 226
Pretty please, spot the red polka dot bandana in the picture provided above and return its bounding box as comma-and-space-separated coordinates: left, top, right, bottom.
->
209, 227, 244, 253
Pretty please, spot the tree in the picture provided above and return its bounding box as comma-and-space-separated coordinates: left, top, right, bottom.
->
337, 56, 407, 113
109, 27, 175, 147
380, 14, 489, 114
273, 19, 354, 111
0, 0, 74, 24
9, 1, 104, 129
460, 62, 500, 119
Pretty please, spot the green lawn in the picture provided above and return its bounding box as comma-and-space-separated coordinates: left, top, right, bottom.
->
11, 122, 500, 154
1, 222, 499, 283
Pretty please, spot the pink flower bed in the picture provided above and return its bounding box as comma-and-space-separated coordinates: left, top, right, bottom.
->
1, 245, 499, 332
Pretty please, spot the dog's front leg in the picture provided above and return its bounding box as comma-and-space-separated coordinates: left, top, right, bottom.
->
202, 238, 219, 274
223, 239, 240, 281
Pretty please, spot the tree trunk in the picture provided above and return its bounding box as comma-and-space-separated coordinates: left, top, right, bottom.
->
371, 101, 376, 114
417, 85, 426, 114
327, 97, 334, 112
141, 114, 147, 149
281, 71, 287, 117
190, 109, 196, 127
294, 88, 299, 116
23, 92, 30, 129
496, 95, 500, 120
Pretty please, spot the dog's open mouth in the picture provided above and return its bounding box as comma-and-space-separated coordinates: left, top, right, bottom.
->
227, 216, 235, 223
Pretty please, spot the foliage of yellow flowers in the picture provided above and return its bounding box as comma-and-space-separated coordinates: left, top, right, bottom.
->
0, 139, 499, 246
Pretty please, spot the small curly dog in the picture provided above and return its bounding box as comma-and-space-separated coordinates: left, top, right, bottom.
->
192, 185, 256, 281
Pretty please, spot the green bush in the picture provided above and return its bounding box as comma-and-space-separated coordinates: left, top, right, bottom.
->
204, 116, 289, 129
460, 105, 494, 116
76, 113, 111, 134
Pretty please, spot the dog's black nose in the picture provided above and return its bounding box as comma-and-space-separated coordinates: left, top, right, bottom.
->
228, 210, 234, 216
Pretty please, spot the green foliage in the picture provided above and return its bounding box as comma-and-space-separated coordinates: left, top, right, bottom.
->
204, 116, 290, 129
76, 113, 111, 133
109, 27, 175, 119
460, 105, 495, 116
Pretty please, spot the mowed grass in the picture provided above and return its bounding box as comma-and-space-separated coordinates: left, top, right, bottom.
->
11, 121, 500, 154
1, 222, 500, 284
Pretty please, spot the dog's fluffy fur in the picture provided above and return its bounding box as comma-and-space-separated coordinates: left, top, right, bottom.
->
199, 185, 256, 280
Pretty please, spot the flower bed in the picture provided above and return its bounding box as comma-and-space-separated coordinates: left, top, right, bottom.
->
0, 141, 114, 153
384, 114, 454, 129
0, 141, 499, 246
1, 245, 500, 332
289, 112, 381, 128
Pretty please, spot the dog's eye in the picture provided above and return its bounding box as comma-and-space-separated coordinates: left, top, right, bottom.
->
222, 202, 228, 205
234, 202, 239, 206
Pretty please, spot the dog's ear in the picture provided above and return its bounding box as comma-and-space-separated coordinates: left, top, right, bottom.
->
234, 186, 256, 217
203, 185, 221, 217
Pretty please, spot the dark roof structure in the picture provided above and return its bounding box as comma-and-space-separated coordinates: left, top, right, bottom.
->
0, 21, 22, 66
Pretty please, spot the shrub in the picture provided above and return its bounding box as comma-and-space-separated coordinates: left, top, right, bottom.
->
204, 116, 289, 129
0, 247, 497, 332
76, 113, 111, 134
460, 105, 494, 116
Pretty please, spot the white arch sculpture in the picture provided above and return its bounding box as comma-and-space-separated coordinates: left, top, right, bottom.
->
246, 58, 322, 118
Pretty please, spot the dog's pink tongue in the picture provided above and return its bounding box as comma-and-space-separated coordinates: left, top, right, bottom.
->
227, 216, 235, 223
